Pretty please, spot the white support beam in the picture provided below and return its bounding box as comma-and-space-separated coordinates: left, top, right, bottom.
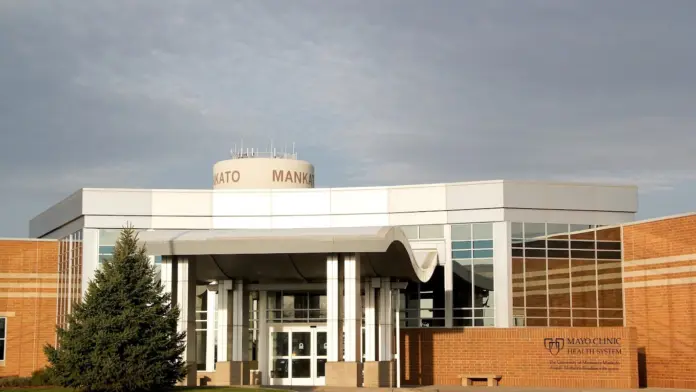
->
258, 291, 269, 384
378, 278, 393, 361
175, 257, 197, 386
206, 288, 217, 372
343, 253, 362, 363
364, 279, 376, 362
493, 221, 513, 327
231, 279, 248, 362
216, 280, 233, 362
326, 254, 341, 362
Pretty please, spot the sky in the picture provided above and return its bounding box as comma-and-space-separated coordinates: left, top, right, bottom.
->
1, 0, 696, 237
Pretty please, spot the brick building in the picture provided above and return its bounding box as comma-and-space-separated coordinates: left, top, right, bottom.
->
2, 154, 694, 388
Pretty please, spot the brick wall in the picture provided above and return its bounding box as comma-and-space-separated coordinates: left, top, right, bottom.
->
0, 239, 58, 377
401, 327, 637, 388
622, 215, 696, 389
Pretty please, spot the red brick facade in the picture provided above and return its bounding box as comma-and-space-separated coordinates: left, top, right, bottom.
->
400, 327, 638, 388
622, 215, 696, 389
0, 239, 58, 377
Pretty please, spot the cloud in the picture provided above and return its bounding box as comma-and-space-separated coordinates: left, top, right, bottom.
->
1, 0, 696, 236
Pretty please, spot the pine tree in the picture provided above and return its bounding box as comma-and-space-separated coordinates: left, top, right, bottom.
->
44, 226, 187, 392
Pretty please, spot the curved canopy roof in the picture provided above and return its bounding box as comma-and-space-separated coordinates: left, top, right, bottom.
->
139, 226, 437, 283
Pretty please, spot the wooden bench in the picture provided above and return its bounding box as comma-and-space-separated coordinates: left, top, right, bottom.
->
458, 374, 502, 387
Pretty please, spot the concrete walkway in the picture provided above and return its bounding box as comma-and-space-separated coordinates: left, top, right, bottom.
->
272, 387, 695, 392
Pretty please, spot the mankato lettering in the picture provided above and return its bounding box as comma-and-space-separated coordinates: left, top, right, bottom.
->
272, 169, 314, 186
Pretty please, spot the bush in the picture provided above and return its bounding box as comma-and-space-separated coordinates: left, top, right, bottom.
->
0, 369, 54, 388
0, 376, 32, 388
31, 368, 54, 386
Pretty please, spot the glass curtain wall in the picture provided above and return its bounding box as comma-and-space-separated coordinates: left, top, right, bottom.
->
511, 223, 623, 327
451, 223, 495, 327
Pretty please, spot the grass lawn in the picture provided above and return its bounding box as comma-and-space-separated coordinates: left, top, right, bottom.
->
2, 388, 275, 392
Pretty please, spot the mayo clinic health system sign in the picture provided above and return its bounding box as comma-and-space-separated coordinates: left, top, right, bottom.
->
544, 337, 623, 372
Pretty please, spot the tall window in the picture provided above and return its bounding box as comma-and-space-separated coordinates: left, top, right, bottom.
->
0, 317, 6, 361
57, 230, 83, 330
451, 223, 495, 327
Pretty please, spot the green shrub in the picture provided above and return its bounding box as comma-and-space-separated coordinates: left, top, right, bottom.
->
31, 368, 54, 386
0, 376, 32, 387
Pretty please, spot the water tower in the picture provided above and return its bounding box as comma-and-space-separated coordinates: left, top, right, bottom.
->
212, 142, 315, 190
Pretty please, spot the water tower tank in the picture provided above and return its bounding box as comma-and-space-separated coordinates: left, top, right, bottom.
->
213, 145, 315, 190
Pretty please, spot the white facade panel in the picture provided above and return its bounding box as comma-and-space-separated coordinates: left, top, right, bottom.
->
83, 215, 153, 230
82, 189, 153, 216
213, 216, 272, 229
387, 185, 447, 213
445, 182, 504, 210
151, 191, 212, 216
29, 190, 83, 238
271, 215, 332, 229
270, 189, 331, 216
446, 209, 506, 224
212, 191, 272, 216
330, 188, 389, 215
150, 216, 213, 230
502, 181, 638, 213
330, 213, 390, 228
388, 211, 448, 226
36, 216, 86, 239
503, 208, 635, 225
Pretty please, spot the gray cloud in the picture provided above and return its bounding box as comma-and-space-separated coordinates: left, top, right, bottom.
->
1, 0, 696, 236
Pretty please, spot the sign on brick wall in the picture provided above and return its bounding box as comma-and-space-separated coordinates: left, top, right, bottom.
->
544, 337, 622, 371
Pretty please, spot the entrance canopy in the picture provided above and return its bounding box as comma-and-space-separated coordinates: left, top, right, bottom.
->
139, 226, 438, 284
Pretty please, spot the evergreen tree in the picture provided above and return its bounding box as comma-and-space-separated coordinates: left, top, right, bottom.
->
45, 226, 186, 392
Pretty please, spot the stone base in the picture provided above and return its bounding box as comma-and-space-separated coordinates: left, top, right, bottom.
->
326, 361, 363, 387
176, 363, 198, 387
363, 361, 395, 387
213, 361, 255, 385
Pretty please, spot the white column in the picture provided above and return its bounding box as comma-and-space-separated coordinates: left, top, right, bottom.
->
206, 288, 217, 372
394, 289, 401, 388
161, 256, 175, 299
378, 278, 393, 361
444, 224, 454, 328
493, 221, 513, 327
364, 279, 376, 362
326, 254, 341, 362
258, 291, 269, 384
176, 257, 197, 385
81, 228, 99, 299
216, 280, 233, 362
343, 253, 362, 363
231, 279, 249, 362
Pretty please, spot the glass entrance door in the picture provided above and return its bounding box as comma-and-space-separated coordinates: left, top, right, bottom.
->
269, 325, 327, 386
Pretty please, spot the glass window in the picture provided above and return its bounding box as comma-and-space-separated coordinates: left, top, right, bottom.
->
511, 222, 624, 328
472, 223, 493, 240
418, 225, 444, 239
511, 222, 524, 240
452, 241, 471, 250
451, 224, 472, 241
0, 317, 5, 361
524, 223, 546, 238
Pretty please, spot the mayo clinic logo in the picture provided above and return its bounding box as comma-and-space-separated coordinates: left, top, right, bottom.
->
544, 338, 565, 355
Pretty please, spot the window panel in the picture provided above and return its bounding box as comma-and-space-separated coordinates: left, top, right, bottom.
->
473, 240, 493, 249
451, 224, 472, 240
524, 223, 546, 238
472, 223, 493, 240
452, 250, 472, 259
473, 249, 493, 258
452, 241, 472, 250
419, 224, 444, 239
